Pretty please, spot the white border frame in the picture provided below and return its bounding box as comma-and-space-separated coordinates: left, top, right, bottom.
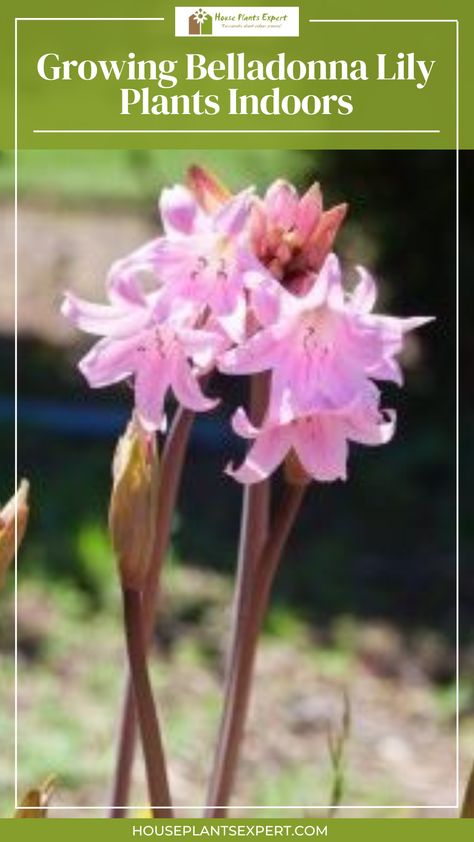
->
14, 15, 460, 814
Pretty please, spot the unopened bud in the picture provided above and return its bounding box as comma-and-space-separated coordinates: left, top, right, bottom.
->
187, 165, 231, 213
0, 480, 30, 590
109, 417, 159, 591
284, 450, 312, 487
15, 776, 55, 818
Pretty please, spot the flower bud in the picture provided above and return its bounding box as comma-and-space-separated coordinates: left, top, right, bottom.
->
15, 776, 55, 818
109, 417, 159, 591
187, 165, 231, 213
0, 480, 30, 590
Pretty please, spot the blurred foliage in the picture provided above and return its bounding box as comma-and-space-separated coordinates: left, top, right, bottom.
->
0, 148, 465, 641
0, 149, 309, 205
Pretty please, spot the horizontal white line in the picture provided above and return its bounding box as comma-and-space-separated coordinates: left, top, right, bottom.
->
308, 19, 458, 23
33, 129, 441, 134
17, 805, 458, 811
15, 17, 457, 22
16, 17, 165, 21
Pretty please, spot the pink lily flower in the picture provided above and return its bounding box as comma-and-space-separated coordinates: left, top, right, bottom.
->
227, 391, 396, 485
62, 276, 221, 432
220, 254, 432, 424
132, 185, 257, 342
62, 271, 160, 340
103, 181, 255, 344
249, 179, 348, 294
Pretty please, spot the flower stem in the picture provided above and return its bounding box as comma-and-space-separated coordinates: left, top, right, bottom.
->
121, 587, 173, 817
205, 482, 306, 817
232, 375, 270, 643
110, 407, 194, 817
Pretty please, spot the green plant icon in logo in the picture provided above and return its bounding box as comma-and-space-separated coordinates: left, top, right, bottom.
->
188, 8, 213, 35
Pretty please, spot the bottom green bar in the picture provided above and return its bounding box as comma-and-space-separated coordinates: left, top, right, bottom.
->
0, 819, 472, 841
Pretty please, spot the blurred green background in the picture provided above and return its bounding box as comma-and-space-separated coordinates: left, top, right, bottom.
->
0, 148, 465, 815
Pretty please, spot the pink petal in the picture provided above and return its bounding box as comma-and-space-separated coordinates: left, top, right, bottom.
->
216, 293, 247, 343
187, 165, 232, 213
231, 407, 259, 439
351, 267, 377, 313
325, 253, 345, 309
289, 253, 339, 316
107, 240, 161, 292
179, 326, 227, 369
218, 325, 285, 375
346, 407, 396, 446
62, 291, 150, 339
340, 318, 388, 370
160, 185, 200, 235
107, 271, 147, 307
214, 189, 254, 237
209, 269, 241, 317
399, 315, 435, 333
307, 204, 348, 271
171, 350, 218, 413
245, 269, 282, 326
226, 426, 291, 484
293, 417, 348, 482
295, 182, 322, 240
267, 364, 305, 425
78, 336, 136, 387
264, 180, 298, 229
135, 353, 171, 432
368, 356, 404, 385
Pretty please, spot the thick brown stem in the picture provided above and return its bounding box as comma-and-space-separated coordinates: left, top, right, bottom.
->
122, 587, 173, 817
110, 407, 194, 816
205, 483, 306, 817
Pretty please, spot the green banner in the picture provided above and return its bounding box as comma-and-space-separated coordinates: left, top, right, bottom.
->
1, 819, 474, 838
0, 0, 471, 149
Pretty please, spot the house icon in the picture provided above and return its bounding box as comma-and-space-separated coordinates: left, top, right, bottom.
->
188, 8, 213, 35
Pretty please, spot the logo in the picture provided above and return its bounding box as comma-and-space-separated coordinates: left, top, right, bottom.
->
188, 8, 213, 35
175, 7, 299, 38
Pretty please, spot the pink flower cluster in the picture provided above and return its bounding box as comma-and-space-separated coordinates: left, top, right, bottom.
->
62, 168, 431, 485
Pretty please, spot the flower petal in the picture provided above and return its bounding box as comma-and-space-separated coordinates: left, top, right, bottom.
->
62, 291, 150, 339
293, 417, 348, 482
226, 426, 291, 484
231, 407, 259, 439
346, 407, 396, 446
307, 203, 348, 271
171, 350, 218, 413
134, 353, 171, 432
368, 356, 404, 385
351, 267, 377, 314
179, 326, 227, 369
214, 189, 254, 237
245, 268, 282, 326
78, 336, 136, 387
295, 182, 322, 240
219, 324, 286, 375
216, 293, 247, 343
264, 180, 299, 229
187, 165, 232, 213
160, 185, 201, 235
